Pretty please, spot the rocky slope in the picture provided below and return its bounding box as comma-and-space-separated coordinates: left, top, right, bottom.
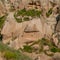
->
0, 0, 60, 60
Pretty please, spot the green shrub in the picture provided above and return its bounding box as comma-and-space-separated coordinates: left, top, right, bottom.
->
0, 15, 6, 28
14, 9, 42, 23
17, 8, 26, 16
25, 9, 42, 17
14, 14, 22, 23
35, 10, 42, 17
23, 17, 30, 21
50, 46, 60, 53
46, 8, 52, 17
23, 45, 33, 53
25, 9, 36, 17
16, 18, 22, 23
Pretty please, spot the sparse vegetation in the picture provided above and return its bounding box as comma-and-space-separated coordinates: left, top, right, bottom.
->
0, 0, 60, 60
0, 42, 32, 60
23, 17, 30, 21
14, 9, 42, 23
10, 3, 15, 12
46, 8, 52, 17
0, 15, 7, 29
20, 38, 60, 56
22, 45, 33, 53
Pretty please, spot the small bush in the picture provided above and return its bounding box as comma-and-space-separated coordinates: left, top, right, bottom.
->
23, 45, 33, 53
46, 8, 52, 17
16, 18, 22, 23
50, 46, 60, 53
17, 8, 26, 16
0, 15, 6, 28
23, 17, 30, 21
14, 14, 22, 23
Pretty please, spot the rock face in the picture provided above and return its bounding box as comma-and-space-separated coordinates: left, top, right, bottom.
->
52, 14, 60, 46
1, 12, 57, 49
44, 14, 56, 38
1, 12, 17, 43
0, 0, 59, 49
0, 0, 60, 60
